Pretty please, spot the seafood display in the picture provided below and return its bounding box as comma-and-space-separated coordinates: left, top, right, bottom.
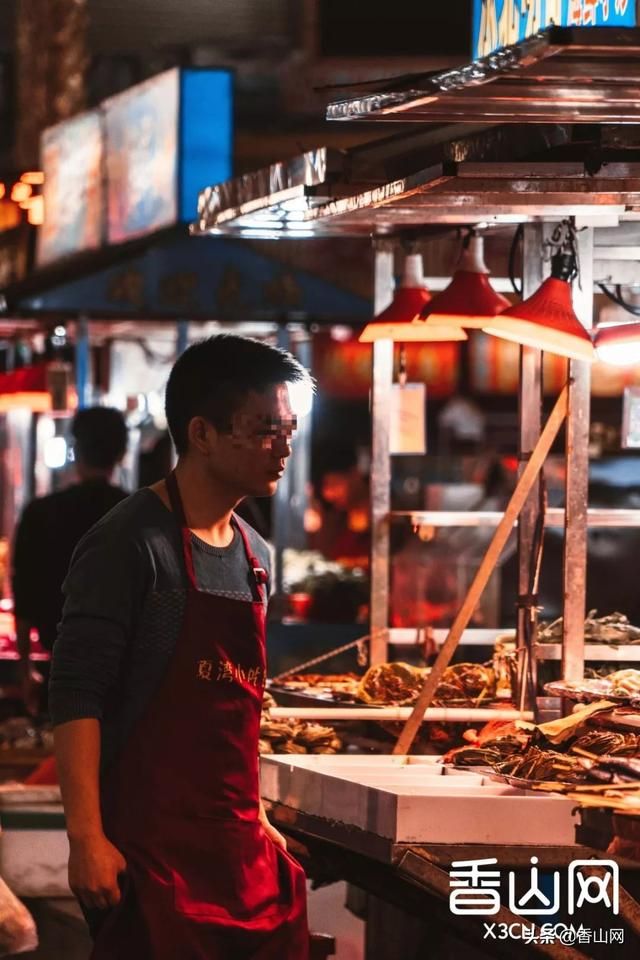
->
492, 638, 517, 700
494, 747, 585, 784
444, 736, 525, 768
357, 661, 497, 707
259, 692, 342, 755
608, 669, 640, 696
580, 755, 640, 785
270, 673, 361, 701
358, 662, 425, 706
437, 664, 496, 703
545, 668, 640, 704
539, 610, 640, 646
491, 754, 640, 811
570, 730, 640, 757
0, 719, 53, 753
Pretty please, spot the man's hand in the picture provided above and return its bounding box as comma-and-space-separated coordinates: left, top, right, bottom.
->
259, 806, 287, 852
68, 833, 127, 911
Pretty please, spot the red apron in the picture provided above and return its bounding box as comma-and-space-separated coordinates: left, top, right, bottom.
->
92, 472, 309, 959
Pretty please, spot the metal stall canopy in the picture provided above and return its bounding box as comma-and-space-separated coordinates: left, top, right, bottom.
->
195, 122, 640, 240
325, 27, 640, 125
196, 121, 640, 261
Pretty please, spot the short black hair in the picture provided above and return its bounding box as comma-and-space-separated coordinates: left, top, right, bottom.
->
165, 335, 310, 455
72, 407, 128, 470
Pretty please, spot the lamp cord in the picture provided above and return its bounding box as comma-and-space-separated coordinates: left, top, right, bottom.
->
508, 224, 524, 296
597, 283, 640, 318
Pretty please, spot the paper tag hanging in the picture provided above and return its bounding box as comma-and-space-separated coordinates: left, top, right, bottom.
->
622, 386, 640, 449
390, 382, 426, 455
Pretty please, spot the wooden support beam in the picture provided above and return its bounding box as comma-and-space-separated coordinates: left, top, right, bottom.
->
393, 385, 569, 756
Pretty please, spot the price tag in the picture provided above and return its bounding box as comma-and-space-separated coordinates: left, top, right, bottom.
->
390, 382, 426, 455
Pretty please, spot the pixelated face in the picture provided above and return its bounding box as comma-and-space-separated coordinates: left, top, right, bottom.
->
211, 383, 297, 498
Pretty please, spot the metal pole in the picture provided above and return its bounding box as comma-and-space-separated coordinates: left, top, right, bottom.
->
75, 316, 90, 409
517, 224, 545, 708
176, 320, 189, 358
562, 227, 594, 682
369, 243, 395, 664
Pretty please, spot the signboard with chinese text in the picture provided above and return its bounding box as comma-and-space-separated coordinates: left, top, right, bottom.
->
18, 235, 370, 323
37, 111, 103, 265
472, 0, 636, 60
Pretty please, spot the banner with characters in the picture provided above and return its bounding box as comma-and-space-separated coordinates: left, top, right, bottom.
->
472, 0, 636, 60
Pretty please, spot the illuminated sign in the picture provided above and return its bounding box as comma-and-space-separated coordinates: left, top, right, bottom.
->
104, 70, 179, 244
104, 68, 233, 244
38, 111, 103, 265
472, 0, 636, 59
34, 69, 232, 262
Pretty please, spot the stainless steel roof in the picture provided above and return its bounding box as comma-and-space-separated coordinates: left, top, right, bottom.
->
193, 123, 578, 237
326, 28, 640, 125
194, 122, 640, 237
302, 161, 640, 234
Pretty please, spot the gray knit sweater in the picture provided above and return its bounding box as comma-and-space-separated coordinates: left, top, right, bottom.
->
49, 489, 271, 774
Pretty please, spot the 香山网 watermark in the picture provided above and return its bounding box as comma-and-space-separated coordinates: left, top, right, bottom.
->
449, 857, 618, 918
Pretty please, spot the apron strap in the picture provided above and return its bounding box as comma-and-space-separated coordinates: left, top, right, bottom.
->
166, 471, 267, 602
166, 471, 198, 589
234, 518, 268, 605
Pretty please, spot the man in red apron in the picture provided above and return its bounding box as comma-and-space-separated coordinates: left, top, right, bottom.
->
51, 335, 310, 958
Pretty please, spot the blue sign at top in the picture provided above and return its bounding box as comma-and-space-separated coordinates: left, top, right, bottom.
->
472, 0, 636, 60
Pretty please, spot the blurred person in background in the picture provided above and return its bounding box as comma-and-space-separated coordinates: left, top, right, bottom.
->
12, 407, 128, 716
308, 446, 370, 565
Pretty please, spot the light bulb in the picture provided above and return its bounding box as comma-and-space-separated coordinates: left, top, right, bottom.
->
43, 436, 67, 469
287, 379, 314, 418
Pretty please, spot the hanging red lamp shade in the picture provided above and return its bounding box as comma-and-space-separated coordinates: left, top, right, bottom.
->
419, 235, 510, 330
594, 321, 640, 366
359, 253, 467, 343
482, 253, 595, 362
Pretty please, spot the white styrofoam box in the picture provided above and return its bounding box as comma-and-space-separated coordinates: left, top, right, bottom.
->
0, 828, 70, 897
0, 786, 62, 805
260, 755, 578, 846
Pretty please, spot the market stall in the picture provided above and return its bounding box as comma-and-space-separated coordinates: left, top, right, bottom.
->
191, 22, 640, 957
5, 16, 640, 958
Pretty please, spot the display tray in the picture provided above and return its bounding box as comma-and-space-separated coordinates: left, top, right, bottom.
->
0, 784, 61, 806
590, 709, 640, 734
261, 754, 578, 846
267, 687, 360, 709
268, 684, 506, 711
544, 680, 640, 706
487, 771, 577, 791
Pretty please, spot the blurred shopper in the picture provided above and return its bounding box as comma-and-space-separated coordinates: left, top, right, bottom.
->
12, 407, 128, 716
51, 336, 310, 959
309, 447, 370, 565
